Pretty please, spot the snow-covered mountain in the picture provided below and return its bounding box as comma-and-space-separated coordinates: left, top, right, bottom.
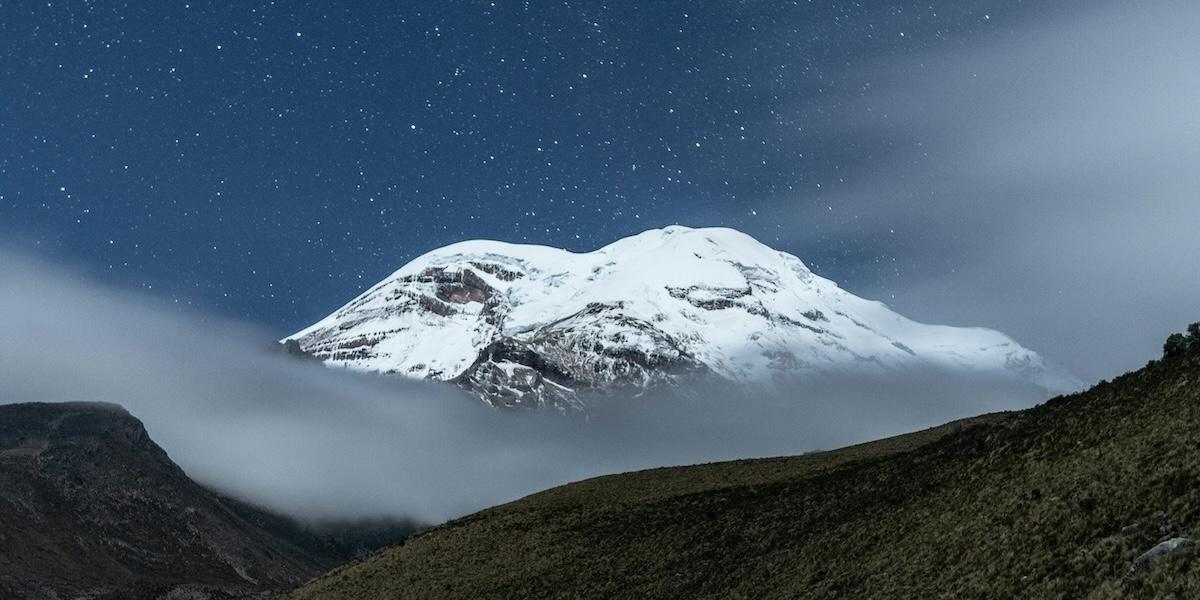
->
286, 226, 1080, 411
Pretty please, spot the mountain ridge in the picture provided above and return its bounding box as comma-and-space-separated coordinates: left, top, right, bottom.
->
0, 401, 410, 599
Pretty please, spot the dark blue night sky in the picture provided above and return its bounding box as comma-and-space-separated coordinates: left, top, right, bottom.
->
0, 1, 1097, 336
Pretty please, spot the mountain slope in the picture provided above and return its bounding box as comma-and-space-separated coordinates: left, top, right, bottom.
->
288, 326, 1200, 599
287, 226, 1078, 410
0, 402, 391, 599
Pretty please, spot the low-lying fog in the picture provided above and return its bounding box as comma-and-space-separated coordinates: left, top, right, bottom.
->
0, 252, 1051, 523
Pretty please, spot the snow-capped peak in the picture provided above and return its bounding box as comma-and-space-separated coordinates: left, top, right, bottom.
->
286, 226, 1080, 410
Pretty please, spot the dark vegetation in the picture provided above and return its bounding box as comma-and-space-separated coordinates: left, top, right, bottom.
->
288, 323, 1200, 599
1163, 322, 1200, 358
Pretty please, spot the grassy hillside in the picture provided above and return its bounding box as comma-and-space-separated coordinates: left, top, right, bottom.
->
289, 326, 1200, 599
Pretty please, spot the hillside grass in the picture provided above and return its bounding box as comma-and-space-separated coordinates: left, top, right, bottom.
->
288, 347, 1200, 599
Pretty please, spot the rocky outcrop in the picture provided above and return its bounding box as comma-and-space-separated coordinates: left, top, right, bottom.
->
1130, 537, 1196, 573
452, 304, 709, 412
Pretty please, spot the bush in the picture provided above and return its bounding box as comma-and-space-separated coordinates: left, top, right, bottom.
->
1165, 334, 1190, 358
1163, 323, 1200, 358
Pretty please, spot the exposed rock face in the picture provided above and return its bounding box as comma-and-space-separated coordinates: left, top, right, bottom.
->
286, 226, 1081, 412
452, 305, 710, 410
278, 337, 321, 361
0, 402, 381, 599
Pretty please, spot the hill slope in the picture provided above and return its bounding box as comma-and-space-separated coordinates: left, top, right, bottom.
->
286, 226, 1077, 411
289, 327, 1200, 599
0, 402, 392, 599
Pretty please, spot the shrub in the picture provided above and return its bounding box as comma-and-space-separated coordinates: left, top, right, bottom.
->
1163, 323, 1200, 358
1164, 334, 1190, 358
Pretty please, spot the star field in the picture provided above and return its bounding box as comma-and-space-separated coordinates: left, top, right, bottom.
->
0, 1, 1044, 331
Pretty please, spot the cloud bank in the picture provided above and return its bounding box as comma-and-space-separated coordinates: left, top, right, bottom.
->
0, 251, 1049, 523
778, 0, 1200, 381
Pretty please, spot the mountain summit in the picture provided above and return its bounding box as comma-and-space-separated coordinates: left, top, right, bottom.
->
286, 226, 1078, 410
